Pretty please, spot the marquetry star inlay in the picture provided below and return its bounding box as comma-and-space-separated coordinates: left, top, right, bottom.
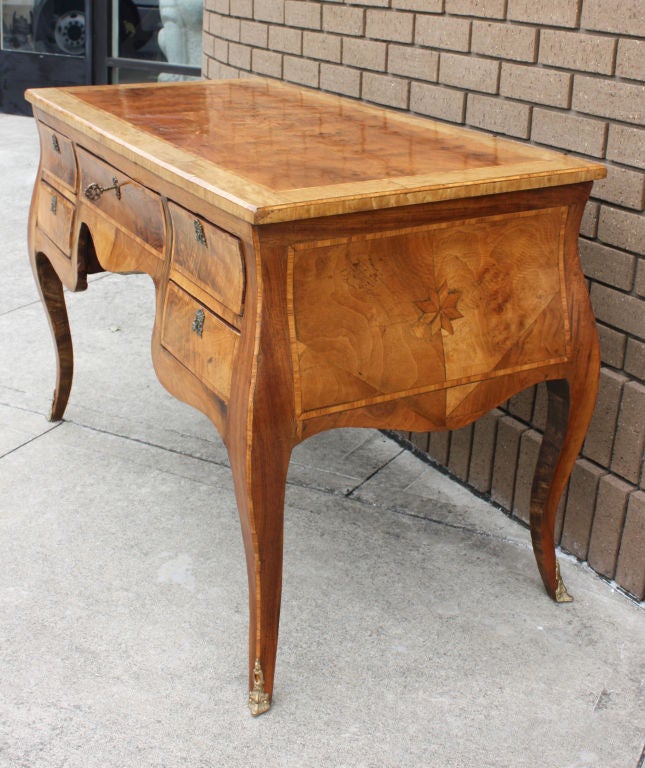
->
415, 282, 464, 335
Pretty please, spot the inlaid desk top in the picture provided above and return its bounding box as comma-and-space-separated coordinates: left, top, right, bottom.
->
27, 78, 604, 223
26, 79, 604, 716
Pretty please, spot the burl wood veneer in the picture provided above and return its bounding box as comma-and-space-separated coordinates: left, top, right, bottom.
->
26, 78, 605, 716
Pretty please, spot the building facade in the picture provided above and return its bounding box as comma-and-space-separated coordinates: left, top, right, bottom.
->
201, 0, 645, 602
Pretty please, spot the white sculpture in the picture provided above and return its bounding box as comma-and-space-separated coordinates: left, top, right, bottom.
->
158, 0, 203, 80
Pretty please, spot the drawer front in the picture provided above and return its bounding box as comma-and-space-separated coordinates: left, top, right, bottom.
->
161, 282, 239, 402
78, 147, 164, 252
169, 201, 245, 317
36, 181, 75, 255
38, 122, 76, 192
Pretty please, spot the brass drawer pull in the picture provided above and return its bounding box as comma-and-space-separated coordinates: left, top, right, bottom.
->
50, 194, 57, 214
51, 134, 61, 153
84, 176, 128, 201
192, 308, 205, 337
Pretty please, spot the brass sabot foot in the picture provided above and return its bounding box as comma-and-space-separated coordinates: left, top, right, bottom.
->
555, 561, 573, 603
248, 659, 271, 716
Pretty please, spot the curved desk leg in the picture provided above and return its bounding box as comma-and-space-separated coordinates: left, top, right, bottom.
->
228, 419, 292, 717
31, 252, 73, 422
530, 365, 599, 602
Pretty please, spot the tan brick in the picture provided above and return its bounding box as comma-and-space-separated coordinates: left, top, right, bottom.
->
210, 0, 229, 13
615, 491, 645, 600
593, 166, 645, 211
362, 72, 409, 109
597, 324, 626, 369
532, 108, 606, 157
616, 39, 645, 82
254, 0, 284, 23
202, 31, 216, 60
606, 125, 645, 171
351, 0, 388, 5
409, 432, 429, 453
393, 0, 443, 10
229, 0, 253, 17
323, 5, 364, 36
532, 383, 548, 431
269, 25, 302, 54
428, 430, 451, 466
448, 423, 473, 482
598, 206, 645, 255
211, 35, 229, 63
591, 283, 645, 339
366, 10, 414, 43
507, 0, 581, 27
303, 31, 341, 62
320, 63, 361, 98
540, 30, 616, 75
612, 382, 645, 484
581, 0, 645, 37
410, 81, 466, 123
625, 338, 645, 380
508, 386, 536, 423
283, 55, 319, 87
588, 474, 633, 579
583, 368, 628, 466
472, 21, 538, 63
388, 45, 439, 82
573, 75, 644, 126
512, 429, 542, 524
468, 409, 502, 493
491, 416, 527, 511
228, 42, 251, 70
561, 459, 605, 560
251, 48, 282, 78
500, 63, 571, 108
342, 38, 386, 71
392, 0, 443, 8
440, 53, 499, 94
636, 259, 645, 298
214, 13, 241, 41
445, 0, 506, 18
285, 0, 321, 30
240, 20, 267, 47
580, 202, 599, 238
467, 94, 531, 139
415, 15, 471, 53
580, 239, 636, 291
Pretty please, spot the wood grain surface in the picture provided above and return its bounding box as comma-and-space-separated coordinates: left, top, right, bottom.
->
25, 80, 605, 714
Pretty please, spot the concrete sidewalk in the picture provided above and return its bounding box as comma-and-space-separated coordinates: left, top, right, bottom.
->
0, 112, 643, 768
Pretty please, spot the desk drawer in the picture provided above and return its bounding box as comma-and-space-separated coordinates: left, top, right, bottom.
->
36, 181, 74, 255
169, 201, 245, 317
78, 148, 164, 252
38, 122, 76, 192
161, 282, 239, 402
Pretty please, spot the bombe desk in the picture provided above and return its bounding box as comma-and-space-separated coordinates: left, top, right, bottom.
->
26, 79, 605, 715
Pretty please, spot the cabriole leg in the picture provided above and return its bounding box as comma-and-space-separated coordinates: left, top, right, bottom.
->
530, 368, 599, 603
31, 252, 73, 422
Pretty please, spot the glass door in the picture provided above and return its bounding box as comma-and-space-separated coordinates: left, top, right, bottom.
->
102, 0, 202, 84
1, 0, 90, 113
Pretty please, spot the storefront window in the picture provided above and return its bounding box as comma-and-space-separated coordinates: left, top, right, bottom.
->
1, 0, 85, 55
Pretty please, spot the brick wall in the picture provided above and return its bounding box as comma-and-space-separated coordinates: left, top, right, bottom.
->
202, 0, 645, 601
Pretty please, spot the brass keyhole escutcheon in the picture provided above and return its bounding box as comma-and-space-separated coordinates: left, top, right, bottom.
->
84, 177, 126, 201
192, 308, 205, 337
193, 219, 207, 246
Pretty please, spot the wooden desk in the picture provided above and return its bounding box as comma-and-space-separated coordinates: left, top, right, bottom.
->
26, 79, 605, 715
